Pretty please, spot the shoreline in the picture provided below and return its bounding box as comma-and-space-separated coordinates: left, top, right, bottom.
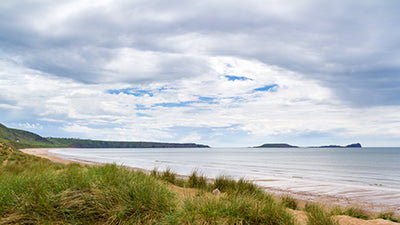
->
20, 148, 400, 216
20, 148, 87, 165
20, 148, 164, 175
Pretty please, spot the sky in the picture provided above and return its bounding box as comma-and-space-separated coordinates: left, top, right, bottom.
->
1, 0, 400, 147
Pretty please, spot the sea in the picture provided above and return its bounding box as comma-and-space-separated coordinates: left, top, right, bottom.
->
50, 147, 400, 213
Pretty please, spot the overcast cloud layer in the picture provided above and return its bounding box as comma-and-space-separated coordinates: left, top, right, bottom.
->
1, 0, 400, 147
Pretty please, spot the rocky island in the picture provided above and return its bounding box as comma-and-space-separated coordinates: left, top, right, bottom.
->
254, 143, 299, 148
316, 143, 362, 148
255, 143, 362, 148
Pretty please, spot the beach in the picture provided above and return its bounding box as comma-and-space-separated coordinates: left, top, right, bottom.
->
20, 147, 400, 220
20, 148, 82, 165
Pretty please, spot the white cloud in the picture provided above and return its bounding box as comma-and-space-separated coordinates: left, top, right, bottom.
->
17, 122, 43, 130
2, 56, 400, 146
179, 132, 202, 143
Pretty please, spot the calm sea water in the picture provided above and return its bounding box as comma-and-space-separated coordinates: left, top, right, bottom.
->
51, 147, 400, 212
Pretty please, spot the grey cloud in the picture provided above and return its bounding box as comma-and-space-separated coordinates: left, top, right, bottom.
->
1, 0, 400, 105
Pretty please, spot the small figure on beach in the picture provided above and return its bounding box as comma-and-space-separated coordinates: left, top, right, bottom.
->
212, 188, 221, 195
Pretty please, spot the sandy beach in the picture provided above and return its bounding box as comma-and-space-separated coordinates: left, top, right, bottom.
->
20, 148, 399, 225
20, 148, 160, 173
20, 148, 83, 165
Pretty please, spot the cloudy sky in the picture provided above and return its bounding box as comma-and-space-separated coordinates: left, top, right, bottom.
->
1, 0, 400, 147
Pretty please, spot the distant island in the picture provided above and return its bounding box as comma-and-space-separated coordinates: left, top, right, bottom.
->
315, 143, 362, 148
255, 143, 362, 148
0, 123, 209, 149
254, 143, 299, 148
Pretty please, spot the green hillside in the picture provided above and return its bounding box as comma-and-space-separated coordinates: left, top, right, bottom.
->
0, 124, 54, 148
0, 123, 209, 149
47, 138, 210, 148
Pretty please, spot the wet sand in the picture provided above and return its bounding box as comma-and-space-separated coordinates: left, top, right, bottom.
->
20, 148, 400, 219
256, 179, 400, 215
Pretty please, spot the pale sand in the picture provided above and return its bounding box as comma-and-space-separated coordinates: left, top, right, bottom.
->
20, 148, 153, 173
20, 148, 400, 224
20, 148, 82, 165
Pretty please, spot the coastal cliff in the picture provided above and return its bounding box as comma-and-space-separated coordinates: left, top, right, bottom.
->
0, 123, 209, 148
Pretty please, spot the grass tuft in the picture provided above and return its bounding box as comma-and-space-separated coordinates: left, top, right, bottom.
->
376, 211, 400, 222
161, 167, 176, 184
188, 169, 209, 190
304, 203, 339, 225
330, 205, 370, 220
213, 176, 263, 197
281, 194, 299, 210
167, 192, 296, 225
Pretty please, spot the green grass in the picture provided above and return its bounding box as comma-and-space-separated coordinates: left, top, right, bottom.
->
167, 192, 296, 224
304, 203, 339, 225
281, 195, 299, 210
376, 211, 400, 222
330, 205, 370, 220
212, 176, 264, 197
330, 206, 400, 223
0, 142, 177, 224
188, 170, 209, 190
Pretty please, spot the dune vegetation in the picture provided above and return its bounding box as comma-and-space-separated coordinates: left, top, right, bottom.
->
1, 141, 398, 224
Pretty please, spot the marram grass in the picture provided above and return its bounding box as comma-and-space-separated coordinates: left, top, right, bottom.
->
280, 195, 299, 210
305, 203, 339, 225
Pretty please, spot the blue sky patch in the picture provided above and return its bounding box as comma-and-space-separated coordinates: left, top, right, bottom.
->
153, 97, 219, 108
107, 88, 154, 97
136, 113, 153, 117
136, 104, 150, 110
198, 96, 219, 104
225, 75, 253, 81
253, 84, 279, 92
153, 101, 198, 108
